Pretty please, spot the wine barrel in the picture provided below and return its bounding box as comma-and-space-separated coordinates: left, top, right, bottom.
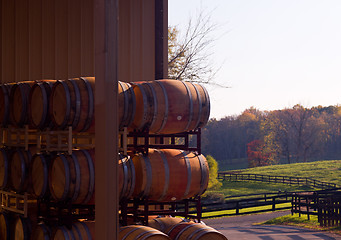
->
50, 77, 95, 132
10, 147, 36, 193
0, 148, 11, 190
28, 80, 56, 129
52, 226, 76, 240
119, 153, 135, 200
118, 81, 136, 129
30, 153, 52, 198
119, 225, 170, 240
49, 149, 95, 204
13, 216, 32, 240
167, 222, 227, 240
10, 81, 36, 127
70, 221, 95, 240
131, 79, 210, 134
132, 149, 209, 201
0, 212, 11, 240
0, 83, 13, 127
31, 224, 51, 240
148, 217, 185, 233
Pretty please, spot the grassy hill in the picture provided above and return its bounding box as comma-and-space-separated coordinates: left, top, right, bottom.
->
208, 160, 341, 197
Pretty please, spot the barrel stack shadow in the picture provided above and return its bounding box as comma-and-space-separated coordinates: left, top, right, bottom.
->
0, 78, 227, 240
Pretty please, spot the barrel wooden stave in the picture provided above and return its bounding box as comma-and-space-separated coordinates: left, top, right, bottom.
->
10, 81, 36, 127
0, 212, 11, 240
118, 81, 136, 129
167, 222, 227, 240
119, 225, 170, 240
0, 83, 13, 127
119, 154, 135, 200
131, 79, 210, 134
13, 216, 32, 240
31, 223, 51, 240
0, 148, 11, 190
49, 149, 95, 204
28, 80, 56, 129
10, 148, 36, 193
148, 217, 185, 233
50, 77, 95, 133
30, 153, 52, 198
132, 149, 209, 201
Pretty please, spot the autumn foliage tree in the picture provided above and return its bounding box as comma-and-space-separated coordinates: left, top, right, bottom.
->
247, 140, 274, 167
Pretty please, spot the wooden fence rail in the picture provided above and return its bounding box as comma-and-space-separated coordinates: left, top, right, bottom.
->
291, 189, 341, 227
218, 172, 338, 190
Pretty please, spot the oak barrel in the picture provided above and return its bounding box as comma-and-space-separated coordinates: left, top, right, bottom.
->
0, 148, 11, 190
118, 81, 136, 129
10, 147, 36, 193
13, 216, 32, 240
49, 149, 95, 204
50, 77, 95, 132
30, 153, 52, 198
53, 221, 94, 240
119, 225, 170, 240
148, 217, 185, 233
10, 81, 36, 127
28, 80, 56, 129
0, 83, 13, 127
131, 79, 210, 134
31, 224, 51, 240
132, 149, 209, 201
0, 212, 11, 240
166, 222, 227, 240
119, 153, 135, 200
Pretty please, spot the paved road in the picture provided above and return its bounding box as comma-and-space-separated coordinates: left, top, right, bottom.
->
204, 211, 341, 240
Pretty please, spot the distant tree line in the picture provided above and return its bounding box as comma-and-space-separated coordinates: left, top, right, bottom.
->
202, 104, 341, 167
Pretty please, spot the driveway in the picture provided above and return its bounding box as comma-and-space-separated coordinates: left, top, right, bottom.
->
204, 211, 341, 240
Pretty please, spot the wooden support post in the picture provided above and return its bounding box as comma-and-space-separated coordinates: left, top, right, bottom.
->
95, 0, 119, 239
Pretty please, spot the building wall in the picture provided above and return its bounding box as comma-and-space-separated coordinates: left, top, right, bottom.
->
0, 0, 167, 84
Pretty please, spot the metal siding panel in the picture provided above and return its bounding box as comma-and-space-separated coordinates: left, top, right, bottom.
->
142, 0, 155, 80
81, 0, 94, 77
29, 0, 43, 80
55, 0, 68, 79
15, 0, 29, 81
42, 0, 56, 79
2, 0, 15, 82
68, 0, 82, 78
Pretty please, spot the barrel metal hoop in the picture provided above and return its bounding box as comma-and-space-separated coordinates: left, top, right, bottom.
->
0, 85, 10, 126
121, 226, 141, 240
71, 223, 82, 239
70, 152, 81, 202
155, 149, 170, 201
0, 149, 8, 188
80, 77, 95, 132
144, 82, 158, 130
33, 154, 48, 198
69, 79, 81, 129
82, 150, 95, 204
118, 81, 129, 126
119, 154, 128, 198
53, 80, 71, 129
192, 83, 203, 129
126, 83, 136, 127
153, 81, 168, 134
181, 81, 193, 132
38, 82, 49, 128
137, 84, 149, 129
192, 228, 218, 240
127, 155, 136, 198
139, 230, 163, 240
199, 85, 210, 128
174, 224, 198, 240
55, 155, 70, 200
19, 83, 31, 125
197, 154, 209, 196
142, 154, 153, 198
180, 150, 192, 199
16, 150, 27, 192
79, 222, 92, 240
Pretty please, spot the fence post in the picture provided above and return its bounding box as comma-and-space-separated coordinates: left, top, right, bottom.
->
272, 197, 276, 211
236, 201, 239, 215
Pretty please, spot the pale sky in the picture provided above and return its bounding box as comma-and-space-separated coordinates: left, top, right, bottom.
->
168, 0, 341, 119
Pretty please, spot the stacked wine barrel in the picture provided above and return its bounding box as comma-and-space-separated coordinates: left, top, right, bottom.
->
0, 78, 227, 240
